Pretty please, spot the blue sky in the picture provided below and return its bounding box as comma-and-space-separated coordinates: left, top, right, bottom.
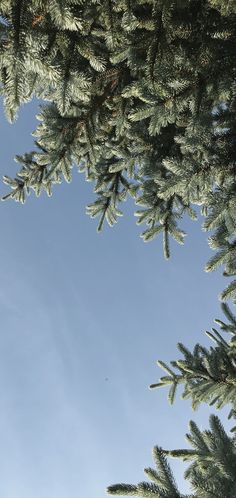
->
0, 101, 232, 498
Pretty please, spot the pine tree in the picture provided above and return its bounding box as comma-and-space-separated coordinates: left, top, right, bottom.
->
1, 2, 236, 495
107, 303, 236, 498
0, 1, 236, 301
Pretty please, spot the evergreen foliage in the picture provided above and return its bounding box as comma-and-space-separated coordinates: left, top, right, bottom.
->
1, 2, 236, 496
0, 0, 236, 301
107, 304, 236, 498
150, 302, 236, 412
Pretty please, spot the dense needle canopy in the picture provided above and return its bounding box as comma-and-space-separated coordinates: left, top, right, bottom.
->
0, 0, 235, 300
